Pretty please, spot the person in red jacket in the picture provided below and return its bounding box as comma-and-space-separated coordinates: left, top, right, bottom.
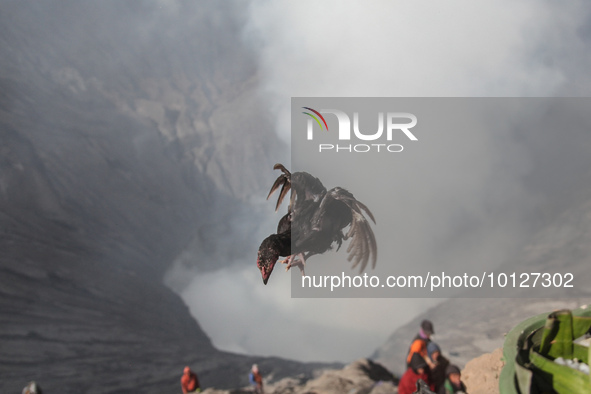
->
181, 366, 201, 393
398, 353, 435, 394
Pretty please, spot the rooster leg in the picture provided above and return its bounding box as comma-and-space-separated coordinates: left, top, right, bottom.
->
285, 253, 306, 276
279, 255, 295, 266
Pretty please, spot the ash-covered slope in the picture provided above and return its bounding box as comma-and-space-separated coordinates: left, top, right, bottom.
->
0, 1, 298, 393
372, 193, 591, 375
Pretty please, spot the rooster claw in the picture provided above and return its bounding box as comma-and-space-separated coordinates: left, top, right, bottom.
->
283, 253, 306, 276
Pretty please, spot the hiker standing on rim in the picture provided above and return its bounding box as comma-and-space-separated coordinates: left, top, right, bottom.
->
249, 364, 264, 394
181, 366, 201, 393
406, 319, 436, 370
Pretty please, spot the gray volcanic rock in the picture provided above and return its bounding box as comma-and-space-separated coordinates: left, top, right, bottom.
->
297, 358, 396, 394
201, 358, 397, 394
0, 1, 311, 393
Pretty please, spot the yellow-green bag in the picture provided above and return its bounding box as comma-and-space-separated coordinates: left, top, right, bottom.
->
500, 307, 591, 393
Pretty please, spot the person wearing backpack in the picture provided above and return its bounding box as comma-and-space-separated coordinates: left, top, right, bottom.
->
406, 320, 436, 370
249, 364, 264, 394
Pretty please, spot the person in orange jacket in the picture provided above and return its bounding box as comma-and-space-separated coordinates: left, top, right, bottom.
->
181, 366, 201, 393
406, 319, 436, 370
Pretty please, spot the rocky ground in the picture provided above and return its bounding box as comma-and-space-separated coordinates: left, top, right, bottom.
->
197, 351, 504, 394
200, 358, 397, 394
462, 348, 504, 394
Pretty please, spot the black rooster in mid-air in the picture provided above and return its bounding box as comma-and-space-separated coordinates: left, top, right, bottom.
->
256, 164, 377, 285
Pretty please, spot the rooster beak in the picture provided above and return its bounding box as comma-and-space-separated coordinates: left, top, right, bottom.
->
260, 266, 269, 285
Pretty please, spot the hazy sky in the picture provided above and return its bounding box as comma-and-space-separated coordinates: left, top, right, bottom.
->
178, 0, 591, 362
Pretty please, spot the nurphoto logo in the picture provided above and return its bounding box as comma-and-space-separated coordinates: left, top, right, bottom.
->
302, 107, 418, 153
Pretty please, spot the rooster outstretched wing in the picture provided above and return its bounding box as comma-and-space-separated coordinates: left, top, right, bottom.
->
307, 187, 377, 273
